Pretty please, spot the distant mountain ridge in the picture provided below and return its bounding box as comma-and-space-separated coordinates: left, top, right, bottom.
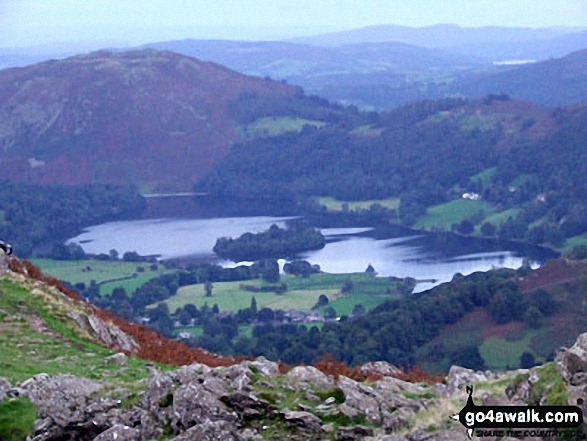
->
0, 49, 298, 191
293, 24, 587, 60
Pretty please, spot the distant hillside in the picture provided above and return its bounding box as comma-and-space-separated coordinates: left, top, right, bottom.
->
457, 48, 587, 107
0, 49, 301, 191
197, 96, 587, 247
294, 24, 586, 60
141, 39, 484, 109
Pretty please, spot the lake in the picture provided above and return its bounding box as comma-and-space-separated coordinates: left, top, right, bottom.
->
67, 215, 556, 292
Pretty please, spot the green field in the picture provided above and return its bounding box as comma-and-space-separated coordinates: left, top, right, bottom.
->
238, 117, 325, 140
476, 208, 522, 233
480, 328, 545, 370
415, 199, 496, 230
32, 259, 169, 296
562, 233, 587, 251
323, 293, 393, 316
315, 196, 399, 212
469, 167, 497, 187
151, 273, 403, 314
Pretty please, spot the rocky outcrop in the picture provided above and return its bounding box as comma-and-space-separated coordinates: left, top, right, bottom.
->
10, 356, 446, 441
69, 312, 138, 353
12, 332, 587, 441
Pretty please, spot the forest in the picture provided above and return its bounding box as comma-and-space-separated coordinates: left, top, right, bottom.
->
0, 181, 145, 257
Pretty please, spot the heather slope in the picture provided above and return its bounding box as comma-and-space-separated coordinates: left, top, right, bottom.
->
0, 49, 297, 191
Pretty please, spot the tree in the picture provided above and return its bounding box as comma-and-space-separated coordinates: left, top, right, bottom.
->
324, 307, 337, 320
314, 294, 329, 309
109, 249, 119, 260
489, 289, 527, 324
458, 219, 474, 235
184, 303, 199, 318
480, 222, 496, 237
352, 304, 366, 316
449, 346, 485, 371
250, 296, 258, 316
531, 289, 557, 316
523, 306, 543, 328
179, 310, 192, 326
341, 279, 354, 293
520, 352, 536, 369
205, 280, 213, 297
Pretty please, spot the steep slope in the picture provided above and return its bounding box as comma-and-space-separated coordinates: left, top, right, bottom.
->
0, 49, 298, 191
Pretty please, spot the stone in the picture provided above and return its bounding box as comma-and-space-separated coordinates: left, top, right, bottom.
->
250, 357, 280, 377
220, 391, 268, 418
0, 376, 12, 402
172, 382, 237, 431
23, 374, 103, 427
68, 312, 138, 352
360, 361, 401, 378
281, 410, 323, 434
335, 425, 374, 440
221, 364, 254, 390
92, 424, 141, 441
170, 420, 244, 441
175, 363, 212, 385
445, 366, 487, 395
337, 376, 382, 425
104, 353, 128, 367
285, 366, 334, 391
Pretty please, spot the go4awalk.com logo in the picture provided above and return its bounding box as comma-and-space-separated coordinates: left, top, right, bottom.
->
451, 386, 584, 439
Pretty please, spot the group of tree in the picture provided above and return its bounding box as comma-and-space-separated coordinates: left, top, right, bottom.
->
213, 221, 325, 261
0, 180, 145, 257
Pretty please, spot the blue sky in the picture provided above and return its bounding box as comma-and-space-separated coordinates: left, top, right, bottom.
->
1, 0, 585, 48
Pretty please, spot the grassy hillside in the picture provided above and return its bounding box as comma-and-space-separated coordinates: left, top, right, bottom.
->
32, 259, 170, 297
415, 199, 496, 230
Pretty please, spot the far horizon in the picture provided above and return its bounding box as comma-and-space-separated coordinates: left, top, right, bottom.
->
1, 0, 585, 49
0, 23, 584, 53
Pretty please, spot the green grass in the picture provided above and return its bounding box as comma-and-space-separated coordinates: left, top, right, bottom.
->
0, 397, 38, 441
562, 233, 587, 251
238, 117, 325, 140
415, 199, 496, 230
151, 273, 403, 313
476, 208, 522, 233
0, 276, 178, 440
469, 167, 497, 187
32, 259, 169, 296
0, 279, 166, 385
315, 196, 399, 212
480, 328, 544, 370
509, 174, 532, 187
324, 294, 393, 316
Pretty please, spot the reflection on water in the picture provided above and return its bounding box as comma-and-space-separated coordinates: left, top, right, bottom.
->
300, 232, 537, 292
68, 217, 553, 292
67, 217, 292, 260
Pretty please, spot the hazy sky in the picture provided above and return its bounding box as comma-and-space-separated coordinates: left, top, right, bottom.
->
1, 0, 586, 48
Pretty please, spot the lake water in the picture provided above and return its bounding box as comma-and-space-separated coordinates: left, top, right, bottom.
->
67, 216, 556, 292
